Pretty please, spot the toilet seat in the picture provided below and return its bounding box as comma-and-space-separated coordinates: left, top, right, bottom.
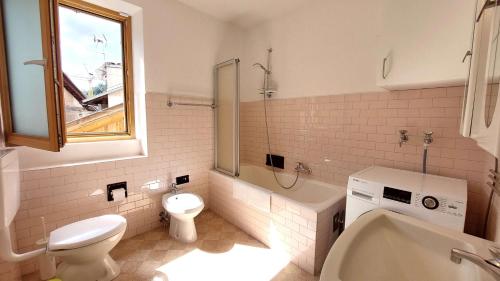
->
48, 215, 127, 251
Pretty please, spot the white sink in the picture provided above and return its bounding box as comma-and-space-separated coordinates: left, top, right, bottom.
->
320, 209, 497, 281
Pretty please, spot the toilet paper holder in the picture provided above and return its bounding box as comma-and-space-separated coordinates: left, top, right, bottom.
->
107, 182, 128, 202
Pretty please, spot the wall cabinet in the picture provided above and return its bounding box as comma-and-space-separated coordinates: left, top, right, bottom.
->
376, 0, 477, 90
461, 0, 500, 158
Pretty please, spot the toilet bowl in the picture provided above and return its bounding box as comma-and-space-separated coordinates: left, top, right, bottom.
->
47, 214, 127, 281
0, 149, 125, 280
163, 192, 204, 243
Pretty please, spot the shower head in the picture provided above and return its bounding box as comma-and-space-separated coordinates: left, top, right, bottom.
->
253, 63, 271, 74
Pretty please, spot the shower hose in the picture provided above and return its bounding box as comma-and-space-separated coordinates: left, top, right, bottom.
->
262, 92, 299, 189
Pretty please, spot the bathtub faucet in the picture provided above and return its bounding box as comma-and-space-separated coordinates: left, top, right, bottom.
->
295, 162, 312, 175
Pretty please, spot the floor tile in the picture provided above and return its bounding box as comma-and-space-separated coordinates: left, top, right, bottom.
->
22, 210, 319, 281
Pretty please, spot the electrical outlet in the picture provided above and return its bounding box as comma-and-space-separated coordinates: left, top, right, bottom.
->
266, 154, 284, 169
333, 212, 339, 232
176, 175, 189, 185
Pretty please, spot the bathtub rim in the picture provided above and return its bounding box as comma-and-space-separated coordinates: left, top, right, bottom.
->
209, 167, 346, 214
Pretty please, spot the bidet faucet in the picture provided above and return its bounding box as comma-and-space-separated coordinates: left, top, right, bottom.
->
168, 183, 181, 194
450, 247, 500, 280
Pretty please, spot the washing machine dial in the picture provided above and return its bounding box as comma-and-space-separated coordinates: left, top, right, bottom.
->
422, 196, 439, 210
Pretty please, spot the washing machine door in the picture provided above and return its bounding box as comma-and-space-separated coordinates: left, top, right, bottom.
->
345, 193, 379, 228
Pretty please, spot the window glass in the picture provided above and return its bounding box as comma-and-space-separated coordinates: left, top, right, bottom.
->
59, 5, 127, 135
3, 0, 49, 137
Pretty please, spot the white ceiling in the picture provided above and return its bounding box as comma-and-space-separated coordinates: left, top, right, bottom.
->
176, 0, 311, 28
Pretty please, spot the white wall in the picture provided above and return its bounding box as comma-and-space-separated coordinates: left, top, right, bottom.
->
127, 0, 243, 98
239, 0, 476, 101
376, 0, 476, 90
240, 0, 384, 102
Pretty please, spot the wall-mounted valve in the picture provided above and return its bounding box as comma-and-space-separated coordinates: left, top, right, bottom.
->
422, 131, 433, 174
424, 131, 433, 146
399, 129, 409, 147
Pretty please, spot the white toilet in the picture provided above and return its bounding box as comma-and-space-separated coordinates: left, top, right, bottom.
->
0, 149, 127, 281
163, 192, 204, 243
47, 214, 127, 281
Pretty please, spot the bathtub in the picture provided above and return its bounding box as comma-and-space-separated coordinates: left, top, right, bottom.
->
208, 164, 346, 275
237, 164, 345, 212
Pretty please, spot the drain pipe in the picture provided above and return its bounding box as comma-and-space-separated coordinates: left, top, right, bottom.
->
423, 131, 433, 174
0, 227, 45, 262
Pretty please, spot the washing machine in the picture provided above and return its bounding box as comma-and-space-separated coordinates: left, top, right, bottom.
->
345, 166, 467, 232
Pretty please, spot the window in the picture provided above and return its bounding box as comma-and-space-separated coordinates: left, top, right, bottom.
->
0, 0, 134, 152
59, 0, 134, 142
0, 0, 62, 151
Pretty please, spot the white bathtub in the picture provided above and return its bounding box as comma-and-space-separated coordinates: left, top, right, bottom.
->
237, 164, 345, 212
208, 164, 346, 275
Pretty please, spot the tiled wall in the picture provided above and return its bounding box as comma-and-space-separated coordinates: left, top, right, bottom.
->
208, 171, 345, 275
0, 93, 214, 280
240, 86, 495, 236
1, 86, 496, 279
0, 226, 21, 281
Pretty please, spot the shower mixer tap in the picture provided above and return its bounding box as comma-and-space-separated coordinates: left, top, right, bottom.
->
295, 162, 312, 174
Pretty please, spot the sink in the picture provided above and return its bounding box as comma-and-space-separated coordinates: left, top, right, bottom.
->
320, 209, 496, 281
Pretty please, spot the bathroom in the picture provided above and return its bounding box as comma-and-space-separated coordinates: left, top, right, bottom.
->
0, 0, 498, 280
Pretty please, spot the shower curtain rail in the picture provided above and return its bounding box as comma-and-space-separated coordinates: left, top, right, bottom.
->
167, 99, 216, 109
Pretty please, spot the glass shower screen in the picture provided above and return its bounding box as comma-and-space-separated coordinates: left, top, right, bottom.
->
214, 59, 240, 176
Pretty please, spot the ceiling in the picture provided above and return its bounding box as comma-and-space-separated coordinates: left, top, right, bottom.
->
176, 0, 311, 28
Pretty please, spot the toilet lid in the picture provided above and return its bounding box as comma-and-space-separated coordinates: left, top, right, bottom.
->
48, 215, 127, 251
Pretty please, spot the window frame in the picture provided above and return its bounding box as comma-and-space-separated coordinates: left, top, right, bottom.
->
0, 0, 64, 152
59, 0, 135, 143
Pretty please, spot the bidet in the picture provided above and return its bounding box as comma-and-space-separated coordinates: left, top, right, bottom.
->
162, 192, 204, 242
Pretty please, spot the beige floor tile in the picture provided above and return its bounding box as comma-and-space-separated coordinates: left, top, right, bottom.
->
140, 240, 159, 250
153, 239, 173, 250
120, 261, 142, 273
22, 210, 319, 281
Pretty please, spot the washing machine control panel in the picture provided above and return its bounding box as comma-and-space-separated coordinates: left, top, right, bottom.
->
382, 186, 411, 204
380, 186, 466, 218
422, 196, 439, 210
414, 193, 465, 218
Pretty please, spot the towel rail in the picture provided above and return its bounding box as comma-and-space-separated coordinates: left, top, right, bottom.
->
167, 99, 216, 109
